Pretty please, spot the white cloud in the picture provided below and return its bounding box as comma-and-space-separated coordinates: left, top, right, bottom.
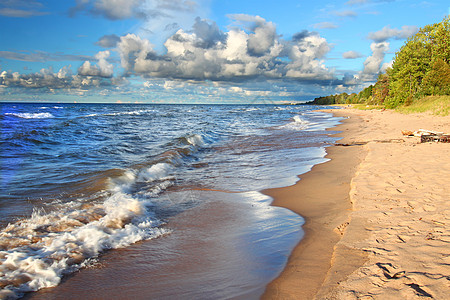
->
138, 0, 209, 48
57, 65, 73, 78
367, 25, 418, 42
78, 51, 114, 77
0, 65, 121, 92
343, 51, 363, 59
116, 16, 334, 83
380, 60, 393, 73
117, 34, 156, 72
359, 42, 389, 81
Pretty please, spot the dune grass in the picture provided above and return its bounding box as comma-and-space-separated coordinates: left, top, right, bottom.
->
329, 96, 449, 116
396, 95, 450, 116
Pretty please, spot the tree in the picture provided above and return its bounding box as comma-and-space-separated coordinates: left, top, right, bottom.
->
422, 59, 450, 96
372, 73, 389, 105
385, 16, 450, 108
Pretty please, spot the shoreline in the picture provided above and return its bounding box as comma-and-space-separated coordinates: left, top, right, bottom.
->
262, 109, 366, 299
263, 108, 450, 299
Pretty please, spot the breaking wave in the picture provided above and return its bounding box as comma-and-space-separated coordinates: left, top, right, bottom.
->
0, 166, 171, 299
4, 112, 54, 119
278, 115, 313, 131
0, 130, 211, 299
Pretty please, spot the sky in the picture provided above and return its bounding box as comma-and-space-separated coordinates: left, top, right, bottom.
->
0, 0, 448, 104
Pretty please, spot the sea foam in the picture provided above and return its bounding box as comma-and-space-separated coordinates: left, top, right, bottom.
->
4, 112, 54, 119
278, 115, 312, 131
0, 164, 171, 299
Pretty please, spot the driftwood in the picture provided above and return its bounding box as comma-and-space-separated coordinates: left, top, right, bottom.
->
402, 129, 450, 143
421, 134, 450, 143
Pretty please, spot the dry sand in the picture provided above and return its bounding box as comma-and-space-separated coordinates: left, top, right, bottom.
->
263, 108, 450, 299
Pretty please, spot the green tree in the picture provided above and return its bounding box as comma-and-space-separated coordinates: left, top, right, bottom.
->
385, 16, 450, 108
372, 73, 390, 104
422, 59, 450, 96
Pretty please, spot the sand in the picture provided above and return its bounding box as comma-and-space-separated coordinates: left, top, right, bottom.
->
263, 108, 450, 299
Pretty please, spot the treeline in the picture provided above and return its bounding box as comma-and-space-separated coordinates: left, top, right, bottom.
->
309, 16, 450, 108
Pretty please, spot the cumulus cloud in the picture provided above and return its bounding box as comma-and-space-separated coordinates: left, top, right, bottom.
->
191, 17, 226, 48
0, 0, 48, 18
1, 51, 120, 93
359, 42, 389, 81
353, 24, 417, 82
292, 30, 317, 42
343, 51, 363, 59
367, 25, 418, 42
78, 51, 114, 77
380, 60, 393, 73
116, 15, 334, 82
0, 66, 120, 91
349, 24, 417, 84
96, 34, 121, 48
227, 14, 277, 56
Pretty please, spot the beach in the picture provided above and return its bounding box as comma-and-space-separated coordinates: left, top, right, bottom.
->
263, 108, 450, 299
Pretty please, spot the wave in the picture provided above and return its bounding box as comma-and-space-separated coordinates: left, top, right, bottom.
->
278, 115, 313, 131
0, 164, 173, 299
83, 109, 155, 118
4, 112, 54, 119
185, 134, 206, 147
0, 130, 211, 298
38, 106, 64, 109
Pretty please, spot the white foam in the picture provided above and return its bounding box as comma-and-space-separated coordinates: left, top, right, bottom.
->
186, 134, 205, 147
0, 170, 170, 298
243, 107, 259, 112
5, 112, 54, 119
279, 115, 312, 131
137, 163, 172, 183
110, 163, 173, 194
83, 109, 154, 119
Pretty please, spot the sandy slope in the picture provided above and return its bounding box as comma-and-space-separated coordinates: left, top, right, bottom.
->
263, 108, 450, 300
320, 109, 450, 299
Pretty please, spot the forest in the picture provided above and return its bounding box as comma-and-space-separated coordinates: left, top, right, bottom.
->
309, 16, 450, 108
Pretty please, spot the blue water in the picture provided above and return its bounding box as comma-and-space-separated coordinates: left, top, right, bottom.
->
0, 103, 340, 299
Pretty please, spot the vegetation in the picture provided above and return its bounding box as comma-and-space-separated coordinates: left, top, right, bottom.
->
308, 16, 450, 114
395, 95, 450, 116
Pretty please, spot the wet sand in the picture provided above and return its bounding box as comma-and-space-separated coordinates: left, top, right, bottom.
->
26, 190, 302, 300
262, 109, 366, 299
263, 108, 450, 299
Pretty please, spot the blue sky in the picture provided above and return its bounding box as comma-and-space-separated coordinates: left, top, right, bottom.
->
0, 0, 448, 103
